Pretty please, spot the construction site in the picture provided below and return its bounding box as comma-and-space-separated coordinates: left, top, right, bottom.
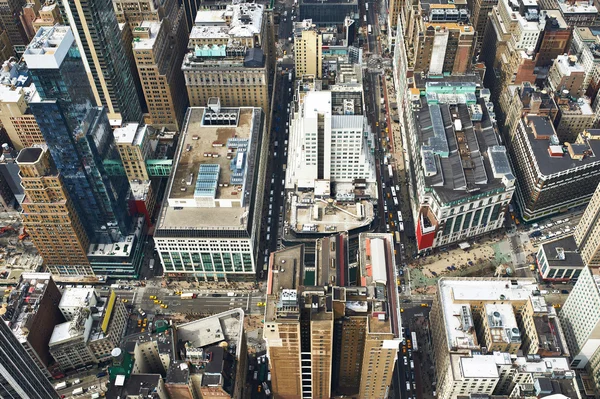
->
0, 213, 43, 286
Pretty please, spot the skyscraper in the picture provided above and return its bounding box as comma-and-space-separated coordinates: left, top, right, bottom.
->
16, 145, 93, 276
559, 267, 600, 388
24, 26, 132, 239
294, 21, 322, 78
575, 182, 600, 267
60, 0, 143, 123
0, 301, 60, 398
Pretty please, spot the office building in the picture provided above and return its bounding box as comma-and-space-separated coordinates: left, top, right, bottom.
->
431, 278, 572, 399
286, 90, 376, 185
24, 26, 133, 239
557, 0, 597, 25
16, 146, 93, 276
500, 83, 558, 140
132, 19, 188, 130
574, 182, 600, 267
298, 0, 358, 25
294, 20, 322, 78
471, 0, 498, 51
547, 55, 586, 98
60, 0, 143, 123
534, 11, 571, 68
560, 267, 600, 390
107, 373, 168, 399
0, 30, 13, 63
48, 307, 97, 370
405, 79, 515, 252
32, 1, 62, 32
0, 311, 59, 399
536, 235, 585, 282
410, 13, 476, 76
264, 233, 401, 398
1, 272, 65, 379
0, 62, 44, 150
154, 100, 266, 281
49, 290, 128, 370
509, 118, 600, 221
113, 0, 177, 28
114, 123, 154, 182
0, 0, 29, 52
182, 3, 271, 113
553, 92, 595, 143
571, 26, 600, 99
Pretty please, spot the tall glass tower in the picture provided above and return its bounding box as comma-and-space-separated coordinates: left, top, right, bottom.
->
0, 318, 59, 398
24, 26, 132, 239
59, 0, 143, 123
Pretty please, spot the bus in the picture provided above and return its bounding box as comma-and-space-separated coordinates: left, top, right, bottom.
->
394, 231, 400, 244
368, 24, 372, 34
393, 197, 399, 206
397, 211, 403, 222
390, 186, 396, 197
399, 222, 404, 232
388, 164, 393, 179
365, 3, 369, 10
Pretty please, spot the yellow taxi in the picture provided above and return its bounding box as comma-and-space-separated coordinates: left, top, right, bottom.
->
149, 295, 157, 300
121, 299, 128, 303
161, 304, 168, 309
257, 302, 266, 307
154, 299, 162, 304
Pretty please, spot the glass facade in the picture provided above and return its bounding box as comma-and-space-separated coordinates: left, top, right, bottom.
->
62, 0, 143, 122
28, 41, 132, 239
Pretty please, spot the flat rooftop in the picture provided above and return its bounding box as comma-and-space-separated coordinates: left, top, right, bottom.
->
177, 309, 245, 359
265, 245, 304, 323
59, 287, 96, 308
158, 106, 262, 231
539, 234, 584, 268
459, 355, 499, 379
132, 22, 162, 50
522, 116, 600, 176
114, 123, 145, 146
438, 278, 539, 350
191, 3, 264, 39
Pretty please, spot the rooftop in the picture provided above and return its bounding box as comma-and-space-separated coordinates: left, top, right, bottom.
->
191, 3, 264, 40
132, 21, 162, 50
59, 287, 96, 308
459, 355, 500, 379
157, 104, 262, 231
15, 147, 43, 164
437, 278, 539, 351
553, 54, 585, 76
114, 123, 150, 147
49, 307, 93, 345
521, 116, 600, 176
23, 25, 73, 69
412, 82, 515, 204
539, 234, 584, 268
558, 0, 597, 14
106, 373, 163, 399
177, 308, 245, 359
1, 272, 54, 343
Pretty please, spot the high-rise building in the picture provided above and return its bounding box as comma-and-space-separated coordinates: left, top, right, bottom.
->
286, 89, 376, 185
32, 0, 63, 32
574, 182, 600, 267
559, 267, 600, 388
113, 0, 178, 28
508, 119, 600, 221
24, 26, 133, 239
0, 0, 29, 52
405, 77, 516, 252
298, 0, 358, 25
16, 146, 93, 276
294, 20, 322, 78
1, 273, 66, 379
548, 55, 586, 98
408, 9, 476, 76
264, 233, 401, 398
534, 11, 571, 68
471, 0, 497, 51
154, 99, 267, 281
182, 3, 271, 113
0, 80, 44, 150
60, 0, 143, 123
0, 311, 60, 399
132, 18, 188, 130
553, 92, 595, 143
